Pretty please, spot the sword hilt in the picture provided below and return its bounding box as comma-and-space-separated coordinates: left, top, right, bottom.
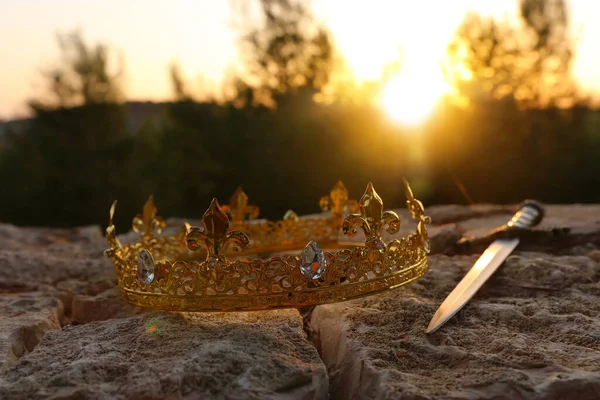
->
507, 200, 544, 228
456, 200, 547, 252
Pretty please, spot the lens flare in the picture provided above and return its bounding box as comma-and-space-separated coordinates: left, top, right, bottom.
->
381, 66, 451, 127
144, 318, 160, 336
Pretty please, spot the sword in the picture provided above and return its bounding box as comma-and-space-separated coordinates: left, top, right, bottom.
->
426, 200, 545, 334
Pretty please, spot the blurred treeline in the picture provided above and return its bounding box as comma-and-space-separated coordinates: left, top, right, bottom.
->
0, 0, 598, 229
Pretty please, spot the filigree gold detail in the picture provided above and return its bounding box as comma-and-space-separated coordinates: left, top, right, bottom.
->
343, 183, 400, 241
403, 178, 431, 253
106, 198, 187, 263
342, 182, 402, 262
132, 196, 166, 244
320, 181, 359, 218
199, 181, 361, 253
221, 187, 260, 226
104, 201, 122, 257
186, 198, 250, 257
283, 210, 299, 221
238, 216, 339, 253
105, 180, 431, 311
225, 183, 357, 253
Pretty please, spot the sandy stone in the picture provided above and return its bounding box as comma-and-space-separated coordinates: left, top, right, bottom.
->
55, 278, 118, 316
457, 204, 600, 232
72, 287, 141, 324
310, 253, 600, 400
451, 205, 600, 256
0, 223, 106, 255
0, 223, 103, 247
426, 203, 600, 227
457, 212, 599, 239
428, 223, 460, 254
0, 293, 63, 372
0, 310, 328, 400
587, 249, 600, 262
426, 204, 513, 225
2, 204, 600, 399
0, 250, 113, 289
544, 204, 600, 223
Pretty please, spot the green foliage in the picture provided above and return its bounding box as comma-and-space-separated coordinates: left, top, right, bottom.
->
169, 63, 194, 102
1, 1, 598, 229
35, 29, 123, 109
0, 104, 132, 226
427, 100, 600, 204
2, 95, 599, 229
232, 0, 336, 106
444, 0, 577, 108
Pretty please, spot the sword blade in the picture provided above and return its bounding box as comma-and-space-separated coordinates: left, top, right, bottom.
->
426, 238, 520, 334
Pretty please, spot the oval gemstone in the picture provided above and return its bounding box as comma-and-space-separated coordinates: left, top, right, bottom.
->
137, 249, 155, 284
300, 241, 327, 280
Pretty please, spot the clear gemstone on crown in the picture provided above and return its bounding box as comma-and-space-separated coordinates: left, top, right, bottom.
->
137, 249, 155, 284
300, 241, 327, 280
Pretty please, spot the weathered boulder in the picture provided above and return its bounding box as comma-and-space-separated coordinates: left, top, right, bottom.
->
0, 310, 328, 400
0, 250, 113, 290
55, 278, 115, 316
0, 293, 63, 372
310, 252, 600, 400
71, 287, 141, 324
1, 202, 600, 399
455, 204, 600, 254
0, 223, 107, 256
0, 221, 112, 293
0, 220, 330, 400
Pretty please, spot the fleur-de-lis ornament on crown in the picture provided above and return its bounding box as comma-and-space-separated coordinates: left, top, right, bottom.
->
186, 199, 250, 263
403, 178, 432, 253
221, 187, 260, 227
106, 201, 122, 252
343, 183, 401, 249
320, 181, 359, 218
132, 196, 166, 242
283, 209, 299, 221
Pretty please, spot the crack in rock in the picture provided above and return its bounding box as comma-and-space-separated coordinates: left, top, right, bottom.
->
0, 294, 63, 372
309, 253, 600, 400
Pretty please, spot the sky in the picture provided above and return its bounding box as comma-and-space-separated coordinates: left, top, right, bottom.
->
0, 0, 599, 120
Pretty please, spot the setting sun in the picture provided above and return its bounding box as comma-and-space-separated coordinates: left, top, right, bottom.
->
381, 66, 451, 126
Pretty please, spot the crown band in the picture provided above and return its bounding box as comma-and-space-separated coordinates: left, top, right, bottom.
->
221, 181, 359, 253
105, 179, 431, 311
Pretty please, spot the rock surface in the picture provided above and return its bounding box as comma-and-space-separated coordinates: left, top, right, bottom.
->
310, 202, 600, 400
0, 222, 329, 399
0, 294, 63, 372
71, 287, 141, 324
0, 311, 327, 400
0, 203, 599, 399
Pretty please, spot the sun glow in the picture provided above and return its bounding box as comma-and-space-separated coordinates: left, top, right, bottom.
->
381, 65, 452, 127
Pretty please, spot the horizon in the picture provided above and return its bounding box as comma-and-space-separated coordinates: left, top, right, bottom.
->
1, 0, 599, 120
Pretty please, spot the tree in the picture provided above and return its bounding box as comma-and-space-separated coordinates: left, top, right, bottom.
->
170, 62, 193, 102
519, 0, 575, 106
33, 29, 123, 109
231, 0, 335, 106
169, 62, 217, 103
0, 30, 134, 227
444, 0, 577, 108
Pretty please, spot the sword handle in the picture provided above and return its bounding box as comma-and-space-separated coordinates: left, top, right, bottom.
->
507, 200, 544, 228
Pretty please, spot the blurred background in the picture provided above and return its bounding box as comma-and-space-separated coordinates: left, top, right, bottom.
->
0, 0, 598, 230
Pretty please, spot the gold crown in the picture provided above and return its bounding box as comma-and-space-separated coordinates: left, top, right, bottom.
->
219, 181, 359, 253
105, 179, 431, 311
